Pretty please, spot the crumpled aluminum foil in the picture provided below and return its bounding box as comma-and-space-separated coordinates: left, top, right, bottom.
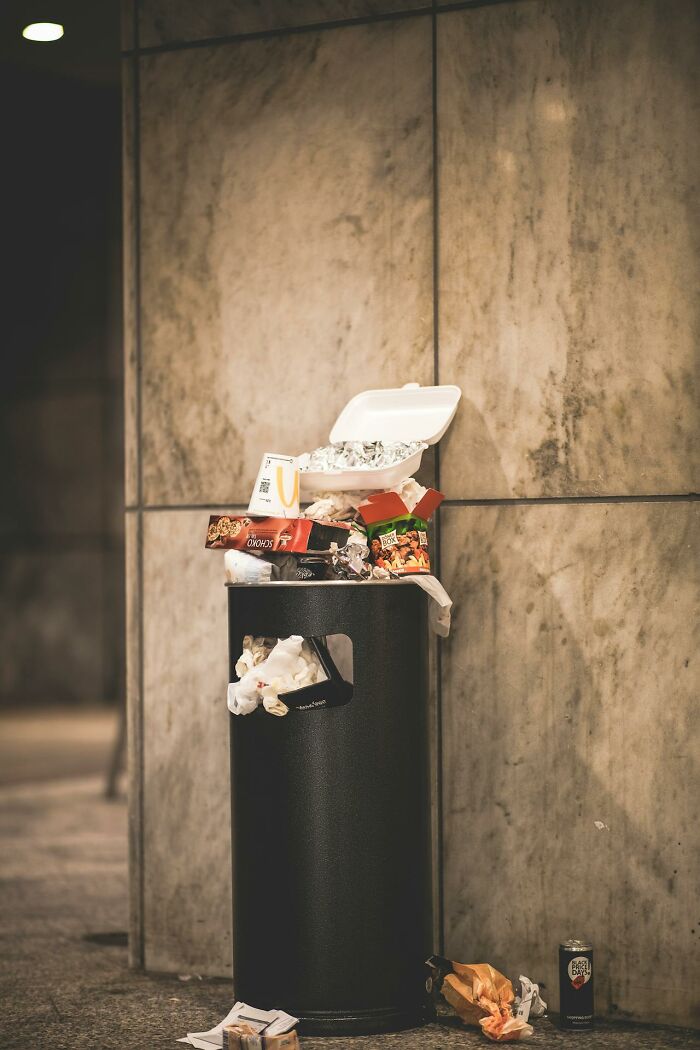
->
329, 537, 402, 581
300, 440, 427, 473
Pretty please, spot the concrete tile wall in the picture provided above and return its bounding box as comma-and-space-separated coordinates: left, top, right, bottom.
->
137, 20, 433, 505
441, 501, 698, 1025
141, 510, 233, 974
438, 0, 699, 500
124, 0, 700, 1023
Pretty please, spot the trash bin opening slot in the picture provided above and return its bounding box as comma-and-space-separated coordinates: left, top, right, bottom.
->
229, 633, 353, 716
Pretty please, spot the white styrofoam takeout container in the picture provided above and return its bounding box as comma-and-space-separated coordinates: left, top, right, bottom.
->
299, 382, 462, 493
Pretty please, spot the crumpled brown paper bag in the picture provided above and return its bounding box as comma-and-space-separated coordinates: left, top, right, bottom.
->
442, 962, 534, 1042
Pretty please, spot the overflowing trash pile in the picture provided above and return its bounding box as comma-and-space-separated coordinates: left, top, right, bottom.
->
181, 959, 548, 1047
205, 383, 461, 718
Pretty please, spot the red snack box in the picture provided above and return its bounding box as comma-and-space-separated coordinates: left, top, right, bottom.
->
205, 515, 350, 554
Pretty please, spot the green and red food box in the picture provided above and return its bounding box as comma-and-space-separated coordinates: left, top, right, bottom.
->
357, 489, 444, 575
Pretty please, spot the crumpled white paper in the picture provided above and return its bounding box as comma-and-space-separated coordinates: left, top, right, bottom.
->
513, 975, 547, 1022
303, 476, 428, 522
228, 636, 327, 716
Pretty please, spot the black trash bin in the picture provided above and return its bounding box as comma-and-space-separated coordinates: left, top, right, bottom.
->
227, 580, 433, 1036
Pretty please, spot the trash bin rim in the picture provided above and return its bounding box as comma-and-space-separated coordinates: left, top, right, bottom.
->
225, 579, 426, 589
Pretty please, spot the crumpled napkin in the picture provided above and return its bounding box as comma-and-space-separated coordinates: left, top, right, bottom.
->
303, 490, 365, 522
303, 476, 428, 522
442, 963, 533, 1042
228, 636, 327, 717
234, 635, 276, 678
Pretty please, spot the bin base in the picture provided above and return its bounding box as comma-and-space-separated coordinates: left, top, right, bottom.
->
296, 1002, 434, 1036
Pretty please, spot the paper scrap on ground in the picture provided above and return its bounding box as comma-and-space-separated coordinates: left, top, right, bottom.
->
513, 975, 547, 1022
179, 1002, 299, 1048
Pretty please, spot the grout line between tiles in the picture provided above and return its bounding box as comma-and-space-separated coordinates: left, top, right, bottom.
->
435, 0, 529, 13
122, 0, 532, 59
126, 504, 250, 513
431, 0, 445, 957
442, 493, 700, 507
124, 5, 433, 57
125, 493, 699, 513
133, 0, 146, 972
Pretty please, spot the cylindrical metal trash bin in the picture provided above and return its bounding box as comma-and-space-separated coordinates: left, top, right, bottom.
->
228, 580, 433, 1036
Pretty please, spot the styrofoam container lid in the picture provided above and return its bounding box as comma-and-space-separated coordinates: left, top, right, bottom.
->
329, 383, 461, 445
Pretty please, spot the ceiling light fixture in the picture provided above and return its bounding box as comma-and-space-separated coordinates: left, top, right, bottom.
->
22, 22, 64, 42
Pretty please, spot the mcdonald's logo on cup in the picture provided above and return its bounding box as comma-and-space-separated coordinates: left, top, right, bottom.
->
248, 453, 300, 519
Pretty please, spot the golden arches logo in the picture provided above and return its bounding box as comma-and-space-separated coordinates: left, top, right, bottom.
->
276, 465, 299, 510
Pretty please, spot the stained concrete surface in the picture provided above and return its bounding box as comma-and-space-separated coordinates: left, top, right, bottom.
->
1, 774, 699, 1049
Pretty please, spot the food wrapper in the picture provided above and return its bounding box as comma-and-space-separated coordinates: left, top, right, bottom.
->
225, 1031, 300, 1050
206, 515, 350, 554
441, 963, 533, 1042
357, 488, 444, 575
329, 541, 371, 579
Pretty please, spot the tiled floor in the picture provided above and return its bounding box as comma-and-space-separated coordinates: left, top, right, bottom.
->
0, 771, 698, 1049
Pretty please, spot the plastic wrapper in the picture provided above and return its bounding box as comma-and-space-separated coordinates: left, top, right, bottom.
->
299, 440, 426, 474
441, 962, 533, 1042
358, 488, 443, 575
225, 550, 274, 585
265, 552, 331, 581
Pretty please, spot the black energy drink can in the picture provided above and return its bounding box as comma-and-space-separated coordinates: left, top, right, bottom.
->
559, 939, 594, 1028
